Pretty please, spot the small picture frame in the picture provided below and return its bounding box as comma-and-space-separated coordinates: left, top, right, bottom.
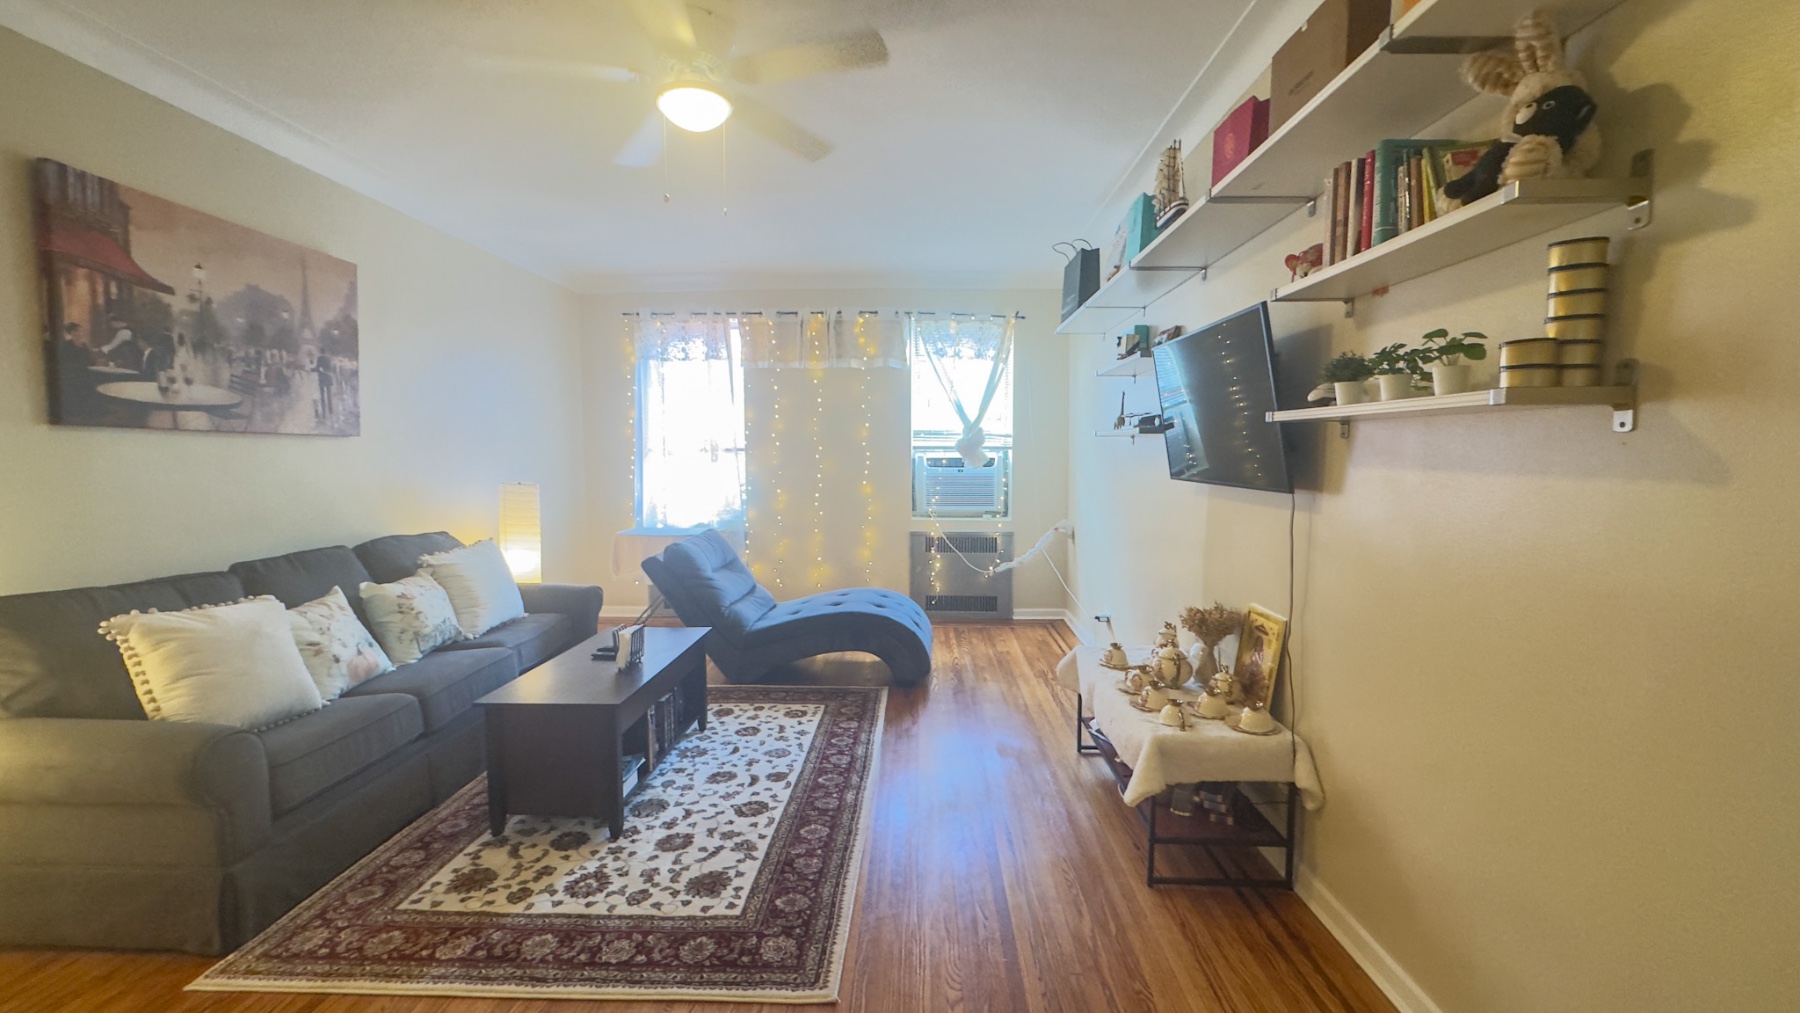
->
615, 624, 647, 667
1231, 605, 1288, 711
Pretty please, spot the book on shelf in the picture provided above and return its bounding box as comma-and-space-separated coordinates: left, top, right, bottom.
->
1372, 138, 1457, 245
1358, 150, 1375, 252
1346, 156, 1366, 258
1330, 160, 1352, 264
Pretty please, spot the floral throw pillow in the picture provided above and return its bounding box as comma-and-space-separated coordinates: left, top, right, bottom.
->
359, 574, 465, 665
288, 586, 394, 700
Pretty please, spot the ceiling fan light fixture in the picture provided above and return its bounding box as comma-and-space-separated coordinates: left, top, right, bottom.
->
656, 81, 732, 132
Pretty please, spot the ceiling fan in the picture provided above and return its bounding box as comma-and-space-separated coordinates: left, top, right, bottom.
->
479, 0, 888, 166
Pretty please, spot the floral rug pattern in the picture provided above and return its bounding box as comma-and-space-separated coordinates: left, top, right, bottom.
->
190, 686, 885, 1003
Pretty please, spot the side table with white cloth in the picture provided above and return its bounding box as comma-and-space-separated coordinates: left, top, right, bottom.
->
1056, 644, 1325, 887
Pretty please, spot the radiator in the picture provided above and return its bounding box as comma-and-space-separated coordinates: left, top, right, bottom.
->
908, 531, 1014, 620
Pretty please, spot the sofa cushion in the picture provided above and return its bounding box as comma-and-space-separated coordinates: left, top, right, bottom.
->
354, 532, 463, 584
229, 546, 374, 617
440, 613, 572, 671
342, 646, 517, 732
419, 540, 525, 637
256, 695, 423, 815
657, 530, 776, 639
100, 597, 324, 729
0, 571, 246, 720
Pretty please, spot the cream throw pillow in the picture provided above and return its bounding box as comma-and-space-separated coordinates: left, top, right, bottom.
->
418, 539, 525, 638
100, 596, 324, 729
288, 586, 394, 701
359, 573, 465, 665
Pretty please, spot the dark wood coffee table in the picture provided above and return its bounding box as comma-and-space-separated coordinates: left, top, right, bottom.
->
476, 626, 709, 840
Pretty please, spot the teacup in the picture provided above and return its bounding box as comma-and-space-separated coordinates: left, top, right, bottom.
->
1141, 686, 1171, 711
1238, 706, 1275, 733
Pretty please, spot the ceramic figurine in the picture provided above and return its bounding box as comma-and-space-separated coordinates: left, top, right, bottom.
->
1100, 642, 1130, 669
1159, 702, 1189, 729
1237, 703, 1275, 734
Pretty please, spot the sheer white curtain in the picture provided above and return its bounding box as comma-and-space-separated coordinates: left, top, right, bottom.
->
632, 313, 746, 531
908, 315, 1015, 466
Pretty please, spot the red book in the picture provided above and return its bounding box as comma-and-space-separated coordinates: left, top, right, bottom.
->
1359, 152, 1375, 251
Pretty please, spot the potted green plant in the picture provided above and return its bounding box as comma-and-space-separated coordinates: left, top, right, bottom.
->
1319, 352, 1374, 405
1415, 328, 1489, 395
1368, 343, 1422, 401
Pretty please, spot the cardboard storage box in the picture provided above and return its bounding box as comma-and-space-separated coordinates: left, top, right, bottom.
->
1269, 0, 1389, 132
1211, 96, 1271, 186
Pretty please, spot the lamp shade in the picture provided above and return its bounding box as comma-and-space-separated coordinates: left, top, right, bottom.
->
498, 483, 543, 583
656, 83, 732, 132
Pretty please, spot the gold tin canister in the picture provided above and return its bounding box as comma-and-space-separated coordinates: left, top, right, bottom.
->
1499, 338, 1560, 367
1560, 364, 1603, 387
1546, 314, 1606, 340
1558, 339, 1604, 365
1548, 289, 1608, 316
1548, 236, 1610, 268
1548, 265, 1608, 293
1500, 364, 1561, 388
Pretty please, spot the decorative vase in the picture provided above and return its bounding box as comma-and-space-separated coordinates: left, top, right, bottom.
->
1333, 380, 1368, 405
1189, 640, 1220, 687
1377, 374, 1414, 401
1431, 363, 1473, 395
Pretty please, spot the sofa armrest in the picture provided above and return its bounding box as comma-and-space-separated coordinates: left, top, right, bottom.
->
518, 583, 604, 640
0, 717, 272, 860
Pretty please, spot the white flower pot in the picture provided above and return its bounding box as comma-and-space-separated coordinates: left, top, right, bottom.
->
1376, 374, 1415, 401
1332, 380, 1368, 405
1431, 363, 1473, 396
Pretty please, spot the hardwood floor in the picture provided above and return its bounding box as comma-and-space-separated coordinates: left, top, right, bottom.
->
0, 622, 1394, 1013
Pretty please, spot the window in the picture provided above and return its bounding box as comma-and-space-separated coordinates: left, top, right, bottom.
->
634, 317, 746, 531
909, 316, 1014, 518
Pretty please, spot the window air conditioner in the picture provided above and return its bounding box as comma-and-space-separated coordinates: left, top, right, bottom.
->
911, 451, 1008, 518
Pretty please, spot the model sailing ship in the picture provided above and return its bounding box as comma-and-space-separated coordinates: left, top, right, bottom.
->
1154, 141, 1190, 228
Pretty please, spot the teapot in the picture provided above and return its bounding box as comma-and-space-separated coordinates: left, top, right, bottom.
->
1156, 645, 1193, 688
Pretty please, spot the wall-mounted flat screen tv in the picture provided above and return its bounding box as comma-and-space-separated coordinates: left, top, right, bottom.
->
1151, 302, 1291, 493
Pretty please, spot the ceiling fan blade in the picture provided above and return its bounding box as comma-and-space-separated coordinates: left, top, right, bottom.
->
613, 111, 666, 167
628, 0, 698, 55
471, 55, 642, 84
730, 30, 888, 85
730, 94, 832, 162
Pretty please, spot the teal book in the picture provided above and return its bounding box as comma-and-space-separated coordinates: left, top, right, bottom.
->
1372, 139, 1457, 246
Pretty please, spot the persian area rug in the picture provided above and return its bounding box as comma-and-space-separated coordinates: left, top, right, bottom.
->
190, 686, 885, 1004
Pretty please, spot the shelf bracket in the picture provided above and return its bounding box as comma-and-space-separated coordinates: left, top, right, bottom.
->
1338, 421, 1350, 440
1341, 299, 1355, 319
1306, 199, 1318, 218
1611, 359, 1639, 433
1625, 149, 1655, 230
1199, 266, 1209, 282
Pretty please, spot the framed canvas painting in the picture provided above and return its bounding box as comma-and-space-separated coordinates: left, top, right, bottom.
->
31, 158, 359, 435
1231, 604, 1288, 711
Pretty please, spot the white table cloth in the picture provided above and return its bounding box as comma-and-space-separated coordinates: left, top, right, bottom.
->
1056, 645, 1324, 810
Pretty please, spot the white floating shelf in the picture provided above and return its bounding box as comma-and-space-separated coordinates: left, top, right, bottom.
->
1097, 355, 1156, 378
1390, 0, 1626, 49
1210, 32, 1467, 202
1271, 175, 1650, 303
1131, 195, 1309, 272
1269, 377, 1637, 432
1093, 429, 1152, 439
1056, 262, 1194, 333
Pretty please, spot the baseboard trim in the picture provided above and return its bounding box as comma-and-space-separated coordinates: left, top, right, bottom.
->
600, 605, 650, 619
1013, 608, 1065, 621
1295, 869, 1443, 1013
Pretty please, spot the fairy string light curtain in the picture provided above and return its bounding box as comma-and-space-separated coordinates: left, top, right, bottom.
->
740, 310, 907, 369
908, 314, 1015, 467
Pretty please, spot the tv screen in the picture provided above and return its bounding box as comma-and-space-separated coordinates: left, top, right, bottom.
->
1151, 303, 1292, 493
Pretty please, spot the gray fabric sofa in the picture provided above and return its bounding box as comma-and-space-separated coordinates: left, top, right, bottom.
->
641, 530, 932, 686
0, 531, 601, 954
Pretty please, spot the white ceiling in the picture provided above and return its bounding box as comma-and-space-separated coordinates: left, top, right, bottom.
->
4, 0, 1260, 291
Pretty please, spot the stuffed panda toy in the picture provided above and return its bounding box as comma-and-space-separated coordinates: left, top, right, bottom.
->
1443, 9, 1601, 205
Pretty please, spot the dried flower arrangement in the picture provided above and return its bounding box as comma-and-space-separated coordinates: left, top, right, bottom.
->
1180, 603, 1242, 649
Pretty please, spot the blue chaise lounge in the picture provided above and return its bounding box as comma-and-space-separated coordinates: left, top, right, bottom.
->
641, 530, 933, 687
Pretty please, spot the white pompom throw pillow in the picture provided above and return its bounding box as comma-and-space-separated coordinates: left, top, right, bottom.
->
288, 586, 394, 700
418, 539, 525, 638
359, 573, 465, 665
100, 596, 324, 729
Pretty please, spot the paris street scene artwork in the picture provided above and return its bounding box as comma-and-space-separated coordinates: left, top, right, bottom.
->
32, 158, 360, 436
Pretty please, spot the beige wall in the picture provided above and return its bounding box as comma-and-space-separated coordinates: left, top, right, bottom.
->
1066, 0, 1799, 1010
582, 289, 1070, 611
0, 28, 587, 595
